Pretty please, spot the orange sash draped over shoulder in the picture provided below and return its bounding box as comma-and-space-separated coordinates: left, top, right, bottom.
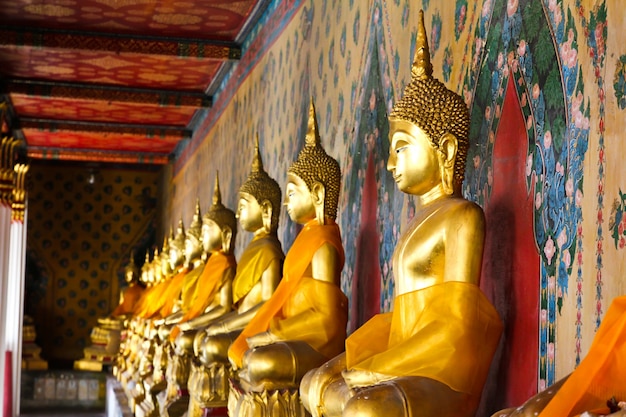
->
539, 296, 626, 417
232, 234, 284, 306
111, 284, 144, 317
134, 279, 169, 318
346, 282, 502, 397
228, 220, 345, 368
182, 252, 236, 322
153, 267, 188, 318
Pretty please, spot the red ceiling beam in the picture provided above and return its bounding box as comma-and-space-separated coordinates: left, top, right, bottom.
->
0, 28, 241, 60
5, 80, 212, 108
27, 147, 170, 165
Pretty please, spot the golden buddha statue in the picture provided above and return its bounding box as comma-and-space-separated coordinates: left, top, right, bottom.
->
300, 11, 502, 417
187, 136, 284, 415
492, 295, 626, 417
160, 174, 238, 417
227, 99, 346, 417
75, 251, 145, 372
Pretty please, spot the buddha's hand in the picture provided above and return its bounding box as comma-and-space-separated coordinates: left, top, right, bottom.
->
205, 322, 228, 336
341, 369, 394, 390
246, 331, 279, 349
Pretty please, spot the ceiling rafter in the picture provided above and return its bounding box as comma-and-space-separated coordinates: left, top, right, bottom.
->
4, 79, 212, 108
0, 28, 241, 60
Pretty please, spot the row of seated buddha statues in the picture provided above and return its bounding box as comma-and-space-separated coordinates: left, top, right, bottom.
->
109, 11, 506, 417
113, 9, 626, 416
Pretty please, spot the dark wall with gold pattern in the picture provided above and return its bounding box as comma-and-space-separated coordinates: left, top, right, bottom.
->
26, 163, 160, 366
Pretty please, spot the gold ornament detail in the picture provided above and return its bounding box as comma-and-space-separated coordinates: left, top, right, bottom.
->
389, 10, 470, 184
288, 98, 341, 220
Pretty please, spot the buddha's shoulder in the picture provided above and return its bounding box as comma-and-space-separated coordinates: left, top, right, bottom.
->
435, 198, 484, 224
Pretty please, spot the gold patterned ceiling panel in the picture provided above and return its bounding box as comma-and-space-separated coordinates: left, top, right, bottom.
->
0, 0, 266, 164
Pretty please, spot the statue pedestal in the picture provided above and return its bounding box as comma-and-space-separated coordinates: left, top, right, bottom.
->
228, 378, 307, 417
74, 319, 122, 372
21, 320, 48, 371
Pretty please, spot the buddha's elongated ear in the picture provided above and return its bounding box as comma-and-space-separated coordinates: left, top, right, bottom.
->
311, 181, 326, 225
221, 226, 232, 254
439, 133, 458, 195
260, 199, 273, 234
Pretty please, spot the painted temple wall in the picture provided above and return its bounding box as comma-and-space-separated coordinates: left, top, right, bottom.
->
26, 165, 159, 364
162, 0, 626, 408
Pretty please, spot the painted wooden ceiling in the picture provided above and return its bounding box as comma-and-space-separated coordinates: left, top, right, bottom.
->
0, 0, 268, 165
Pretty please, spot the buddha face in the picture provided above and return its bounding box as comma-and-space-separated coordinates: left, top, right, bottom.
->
202, 219, 223, 253
237, 192, 264, 233
169, 247, 182, 271
284, 173, 316, 224
387, 123, 441, 196
184, 236, 201, 262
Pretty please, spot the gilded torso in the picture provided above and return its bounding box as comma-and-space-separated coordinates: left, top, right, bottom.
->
392, 197, 485, 296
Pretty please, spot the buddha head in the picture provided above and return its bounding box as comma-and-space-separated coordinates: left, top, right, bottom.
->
286, 99, 341, 225
238, 134, 282, 235
140, 251, 152, 286
184, 199, 204, 265
387, 10, 470, 197
170, 218, 186, 271
160, 230, 174, 279
202, 172, 237, 255
152, 247, 162, 283
125, 251, 139, 284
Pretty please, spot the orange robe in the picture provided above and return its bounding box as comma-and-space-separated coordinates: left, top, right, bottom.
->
232, 234, 284, 307
157, 267, 192, 318
111, 283, 144, 317
346, 281, 502, 399
539, 295, 626, 417
134, 279, 169, 318
169, 252, 237, 339
229, 220, 346, 368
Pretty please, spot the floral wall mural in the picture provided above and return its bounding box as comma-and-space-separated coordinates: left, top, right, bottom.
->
163, 0, 626, 411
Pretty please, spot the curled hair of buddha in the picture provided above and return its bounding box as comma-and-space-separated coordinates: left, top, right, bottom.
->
239, 134, 282, 233
186, 199, 203, 245
288, 98, 341, 220
203, 171, 238, 242
389, 10, 470, 184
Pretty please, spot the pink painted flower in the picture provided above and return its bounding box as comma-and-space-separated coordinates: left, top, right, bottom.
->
557, 228, 568, 248
487, 166, 493, 187
526, 154, 533, 177
543, 131, 552, 150
517, 40, 527, 57
575, 189, 583, 207
521, 91, 527, 107
482, 0, 492, 17
539, 379, 546, 392
507, 0, 519, 17
566, 178, 574, 197
556, 160, 564, 175
535, 192, 543, 210
548, 342, 555, 359
620, 237, 625, 249
532, 83, 541, 100
548, 275, 556, 291
473, 154, 481, 169
544, 236, 556, 265
563, 250, 571, 268
541, 309, 548, 325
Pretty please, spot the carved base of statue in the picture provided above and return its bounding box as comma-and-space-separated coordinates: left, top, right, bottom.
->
161, 350, 191, 417
74, 319, 122, 371
228, 378, 307, 417
187, 361, 233, 416
22, 319, 48, 371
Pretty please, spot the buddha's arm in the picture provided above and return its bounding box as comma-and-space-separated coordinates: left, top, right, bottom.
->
208, 259, 282, 335
311, 242, 341, 285
181, 272, 234, 330
163, 310, 184, 325
444, 203, 485, 284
